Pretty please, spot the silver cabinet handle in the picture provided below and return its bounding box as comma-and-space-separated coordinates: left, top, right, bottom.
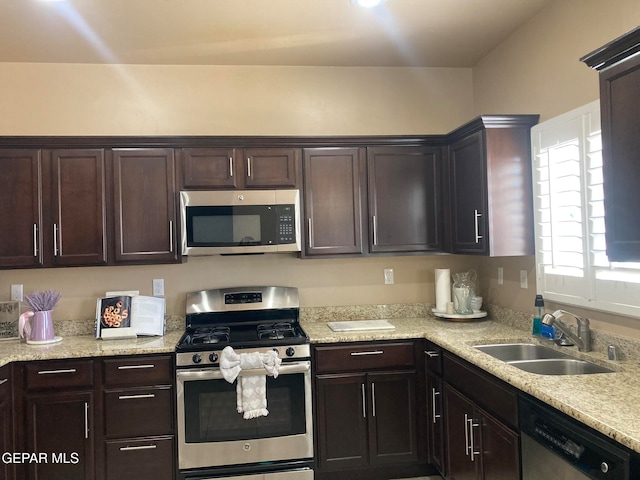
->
372, 215, 378, 245
53, 223, 59, 256
371, 382, 376, 417
464, 413, 470, 456
431, 388, 441, 424
0, 379, 7, 386
468, 418, 480, 461
38, 368, 77, 375
117, 364, 156, 370
247, 157, 252, 177
84, 402, 89, 439
169, 220, 174, 253
307, 218, 313, 247
350, 350, 384, 356
474, 209, 483, 243
424, 350, 440, 358
120, 444, 157, 452
229, 156, 234, 177
118, 393, 155, 400
33, 224, 38, 257
361, 383, 366, 418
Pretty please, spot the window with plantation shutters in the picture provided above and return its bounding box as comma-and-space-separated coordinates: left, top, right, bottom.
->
532, 100, 640, 318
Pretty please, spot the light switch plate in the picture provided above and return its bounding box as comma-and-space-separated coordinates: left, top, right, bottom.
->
520, 270, 528, 289
11, 284, 23, 302
498, 267, 504, 285
152, 279, 164, 297
384, 269, 394, 285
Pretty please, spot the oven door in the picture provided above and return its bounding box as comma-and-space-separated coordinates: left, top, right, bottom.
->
176, 361, 313, 471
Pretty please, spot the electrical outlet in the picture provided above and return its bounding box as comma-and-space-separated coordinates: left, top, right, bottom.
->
384, 268, 394, 285
152, 278, 165, 297
520, 270, 528, 289
498, 267, 504, 285
11, 284, 23, 302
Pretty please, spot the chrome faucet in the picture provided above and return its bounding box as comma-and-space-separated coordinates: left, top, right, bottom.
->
541, 309, 591, 352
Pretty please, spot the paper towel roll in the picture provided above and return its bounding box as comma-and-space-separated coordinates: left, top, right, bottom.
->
435, 269, 451, 312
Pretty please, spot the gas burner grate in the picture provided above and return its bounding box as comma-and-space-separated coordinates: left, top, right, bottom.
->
185, 326, 231, 345
257, 322, 296, 340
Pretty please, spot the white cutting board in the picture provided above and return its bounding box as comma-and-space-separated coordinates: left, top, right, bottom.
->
327, 320, 395, 332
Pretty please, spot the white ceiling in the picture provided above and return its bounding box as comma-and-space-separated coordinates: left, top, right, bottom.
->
0, 0, 553, 67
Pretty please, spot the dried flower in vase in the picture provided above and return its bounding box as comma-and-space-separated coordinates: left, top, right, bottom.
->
24, 290, 62, 312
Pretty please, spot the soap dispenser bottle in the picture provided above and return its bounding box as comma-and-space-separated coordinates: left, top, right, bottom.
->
532, 294, 544, 335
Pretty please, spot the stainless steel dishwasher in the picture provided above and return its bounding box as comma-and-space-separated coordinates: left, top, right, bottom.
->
519, 395, 639, 480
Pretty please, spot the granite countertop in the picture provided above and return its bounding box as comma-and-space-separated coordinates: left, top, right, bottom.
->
303, 316, 640, 455
2, 314, 639, 455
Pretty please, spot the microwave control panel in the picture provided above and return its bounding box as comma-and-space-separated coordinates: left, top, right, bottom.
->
276, 205, 297, 244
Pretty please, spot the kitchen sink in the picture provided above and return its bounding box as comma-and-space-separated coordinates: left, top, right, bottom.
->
473, 343, 615, 375
507, 358, 614, 375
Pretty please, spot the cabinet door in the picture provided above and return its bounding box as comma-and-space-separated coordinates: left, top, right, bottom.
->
368, 371, 418, 465
112, 148, 178, 263
303, 147, 366, 256
26, 391, 95, 480
449, 131, 488, 254
181, 147, 238, 189
367, 146, 442, 253
0, 366, 13, 480
244, 148, 299, 188
478, 407, 520, 480
0, 149, 42, 268
315, 373, 368, 471
426, 372, 445, 476
600, 53, 640, 261
49, 149, 107, 266
444, 384, 478, 480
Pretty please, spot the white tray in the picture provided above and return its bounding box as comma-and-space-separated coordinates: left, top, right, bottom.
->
432, 310, 487, 322
327, 320, 396, 332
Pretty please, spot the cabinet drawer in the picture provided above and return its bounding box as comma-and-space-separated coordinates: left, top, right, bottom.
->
105, 436, 174, 480
443, 353, 518, 428
315, 342, 415, 374
105, 386, 173, 437
25, 359, 93, 390
424, 340, 443, 376
103, 355, 172, 386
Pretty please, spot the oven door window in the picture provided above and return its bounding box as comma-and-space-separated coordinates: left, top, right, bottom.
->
183, 373, 307, 443
186, 205, 276, 247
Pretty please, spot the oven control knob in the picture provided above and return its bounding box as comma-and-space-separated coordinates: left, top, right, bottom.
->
601, 462, 609, 474
286, 347, 296, 357
209, 353, 218, 363
192, 353, 202, 364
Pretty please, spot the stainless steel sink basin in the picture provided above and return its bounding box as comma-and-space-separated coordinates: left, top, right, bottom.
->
507, 358, 614, 375
474, 343, 572, 361
473, 343, 614, 375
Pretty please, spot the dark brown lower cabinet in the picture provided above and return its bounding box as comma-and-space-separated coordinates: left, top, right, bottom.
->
26, 391, 95, 480
105, 436, 174, 480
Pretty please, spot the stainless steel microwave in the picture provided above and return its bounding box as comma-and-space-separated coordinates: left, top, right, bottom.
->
179, 189, 301, 255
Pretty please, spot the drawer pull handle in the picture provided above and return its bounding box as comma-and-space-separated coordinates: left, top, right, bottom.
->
350, 351, 384, 356
118, 393, 156, 400
424, 350, 440, 358
119, 444, 158, 452
38, 368, 77, 375
117, 364, 156, 370
0, 379, 7, 386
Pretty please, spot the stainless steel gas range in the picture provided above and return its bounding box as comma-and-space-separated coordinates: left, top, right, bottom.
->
175, 286, 314, 480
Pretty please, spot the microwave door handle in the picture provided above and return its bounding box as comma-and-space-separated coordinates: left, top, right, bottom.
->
176, 361, 310, 381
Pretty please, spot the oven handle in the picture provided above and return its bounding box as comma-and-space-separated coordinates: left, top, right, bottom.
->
176, 361, 310, 381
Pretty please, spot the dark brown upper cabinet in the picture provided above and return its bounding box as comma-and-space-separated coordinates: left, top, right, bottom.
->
180, 147, 300, 189
367, 146, 443, 253
112, 148, 179, 264
447, 115, 539, 256
0, 148, 107, 269
582, 26, 640, 262
302, 147, 367, 256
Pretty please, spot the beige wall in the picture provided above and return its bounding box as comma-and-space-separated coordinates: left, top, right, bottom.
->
472, 0, 640, 337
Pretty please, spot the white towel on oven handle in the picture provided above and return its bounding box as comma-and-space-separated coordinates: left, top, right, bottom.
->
219, 346, 282, 419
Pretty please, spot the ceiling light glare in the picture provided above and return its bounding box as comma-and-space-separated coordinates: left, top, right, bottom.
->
351, 0, 387, 8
